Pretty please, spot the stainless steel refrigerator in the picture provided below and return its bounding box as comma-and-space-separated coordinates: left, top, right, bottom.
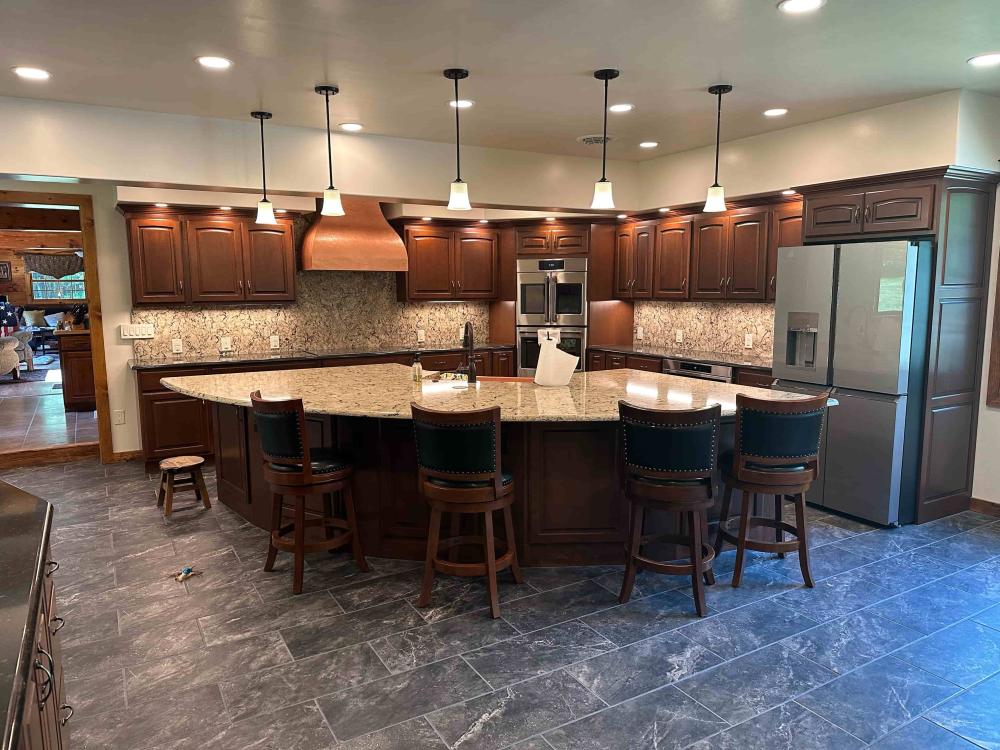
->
772, 240, 931, 525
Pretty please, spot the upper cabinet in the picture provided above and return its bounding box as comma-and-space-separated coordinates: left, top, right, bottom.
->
613, 220, 655, 299
651, 219, 691, 300
399, 225, 498, 301
803, 183, 935, 239
767, 204, 803, 301
515, 224, 589, 256
123, 207, 297, 305
690, 214, 729, 299
690, 209, 768, 301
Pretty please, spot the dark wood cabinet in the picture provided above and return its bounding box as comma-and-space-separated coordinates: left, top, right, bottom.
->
515, 224, 589, 256
492, 348, 515, 377
652, 219, 691, 300
613, 221, 655, 299
727, 209, 768, 300
614, 226, 634, 298
57, 332, 95, 412
803, 184, 935, 239
127, 217, 186, 304
691, 215, 729, 299
185, 219, 246, 302
400, 225, 498, 301
587, 350, 606, 372
421, 352, 466, 371
625, 354, 661, 372
242, 223, 296, 302
734, 367, 774, 388
767, 204, 803, 301
137, 367, 213, 461
606, 352, 627, 369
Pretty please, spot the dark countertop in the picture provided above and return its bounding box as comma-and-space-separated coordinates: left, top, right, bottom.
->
129, 344, 514, 371
1, 481, 51, 750
589, 344, 773, 369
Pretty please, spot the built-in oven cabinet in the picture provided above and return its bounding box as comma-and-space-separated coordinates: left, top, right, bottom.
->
515, 225, 589, 256
517, 327, 586, 376
516, 258, 587, 327
398, 225, 498, 301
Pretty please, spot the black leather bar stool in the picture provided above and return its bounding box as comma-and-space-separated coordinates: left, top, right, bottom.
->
250, 391, 368, 595
618, 402, 721, 617
714, 392, 829, 588
411, 403, 524, 619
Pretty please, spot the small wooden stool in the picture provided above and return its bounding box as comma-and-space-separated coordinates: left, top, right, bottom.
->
157, 456, 211, 518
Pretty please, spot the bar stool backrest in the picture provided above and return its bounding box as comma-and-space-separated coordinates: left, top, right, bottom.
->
250, 390, 314, 483
619, 401, 721, 484
411, 403, 504, 496
732, 392, 829, 486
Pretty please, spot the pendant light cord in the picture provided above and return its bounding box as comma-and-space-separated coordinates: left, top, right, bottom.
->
600, 77, 609, 182
259, 117, 268, 201
324, 91, 334, 190
454, 77, 462, 181
712, 89, 722, 187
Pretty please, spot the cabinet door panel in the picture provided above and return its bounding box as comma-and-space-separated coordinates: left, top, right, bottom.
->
803, 192, 864, 238
243, 222, 296, 301
453, 229, 498, 299
515, 227, 551, 255
606, 353, 627, 370
625, 355, 661, 372
727, 209, 768, 300
631, 221, 655, 298
128, 218, 186, 304
405, 227, 454, 299
470, 351, 492, 376
60, 350, 96, 412
652, 219, 691, 300
691, 216, 728, 299
422, 352, 465, 371
613, 227, 634, 298
864, 184, 935, 233
549, 227, 589, 255
141, 392, 213, 459
492, 349, 515, 377
214, 404, 250, 518
587, 350, 606, 372
186, 219, 245, 302
767, 204, 803, 301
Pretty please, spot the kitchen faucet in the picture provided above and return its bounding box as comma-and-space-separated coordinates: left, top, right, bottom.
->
459, 321, 476, 383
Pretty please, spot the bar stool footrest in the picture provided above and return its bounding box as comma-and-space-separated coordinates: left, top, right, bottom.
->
272, 517, 353, 554
634, 543, 715, 577
719, 516, 801, 554
433, 534, 514, 577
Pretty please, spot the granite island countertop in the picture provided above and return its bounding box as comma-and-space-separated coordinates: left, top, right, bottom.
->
162, 363, 812, 421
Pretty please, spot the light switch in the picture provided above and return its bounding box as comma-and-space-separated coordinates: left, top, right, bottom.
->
112, 409, 126, 425
171, 338, 183, 354
416, 329, 426, 344
674, 329, 684, 344
744, 333, 754, 349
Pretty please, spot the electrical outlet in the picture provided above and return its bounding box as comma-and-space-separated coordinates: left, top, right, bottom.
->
219, 336, 233, 352
744, 333, 754, 349
112, 409, 126, 425
269, 335, 280, 350
416, 329, 426, 344
171, 338, 183, 354
674, 329, 684, 344
635, 326, 644, 341
458, 325, 465, 342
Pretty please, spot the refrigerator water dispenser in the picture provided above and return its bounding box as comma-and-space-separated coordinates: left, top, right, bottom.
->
785, 312, 820, 370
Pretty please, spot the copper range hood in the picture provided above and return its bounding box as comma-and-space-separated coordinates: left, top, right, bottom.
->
301, 195, 408, 271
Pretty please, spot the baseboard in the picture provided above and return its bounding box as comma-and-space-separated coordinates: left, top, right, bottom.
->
0, 442, 99, 470
110, 450, 144, 463
970, 497, 1000, 518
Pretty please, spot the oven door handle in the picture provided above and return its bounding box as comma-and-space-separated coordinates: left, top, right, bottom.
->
546, 274, 556, 323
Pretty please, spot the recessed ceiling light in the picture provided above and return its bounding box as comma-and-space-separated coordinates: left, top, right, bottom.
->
422, 216, 433, 221
449, 99, 474, 109
545, 217, 555, 222
479, 219, 489, 223
219, 206, 232, 210
617, 214, 627, 219
196, 56, 232, 70
608, 103, 634, 113
777, 0, 825, 13
781, 189, 797, 195
12, 66, 50, 81
639, 141, 659, 149
658, 207, 670, 213
154, 202, 169, 208
968, 52, 1000, 68
339, 122, 364, 132
275, 208, 287, 213
763, 108, 788, 117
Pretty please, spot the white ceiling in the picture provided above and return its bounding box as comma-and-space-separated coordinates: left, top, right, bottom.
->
2, 0, 999, 161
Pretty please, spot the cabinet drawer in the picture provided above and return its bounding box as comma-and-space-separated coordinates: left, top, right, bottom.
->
606, 354, 627, 370
587, 350, 606, 372
734, 368, 774, 388
422, 353, 465, 372
625, 355, 661, 372
56, 334, 91, 352
138, 368, 209, 394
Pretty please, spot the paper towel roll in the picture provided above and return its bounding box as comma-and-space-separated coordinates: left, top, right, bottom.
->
534, 338, 578, 386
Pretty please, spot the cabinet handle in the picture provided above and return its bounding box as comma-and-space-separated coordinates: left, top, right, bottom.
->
864, 205, 871, 223
769, 275, 776, 292
60, 704, 74, 726
238, 280, 244, 292
45, 560, 59, 577
719, 277, 725, 289
179, 279, 184, 292
681, 278, 687, 292
853, 207, 861, 224
247, 279, 252, 291
50, 616, 65, 635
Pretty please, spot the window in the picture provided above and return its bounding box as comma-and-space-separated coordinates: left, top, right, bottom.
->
30, 270, 86, 301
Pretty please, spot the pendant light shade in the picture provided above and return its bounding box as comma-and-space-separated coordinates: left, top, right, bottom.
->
315, 85, 346, 217
591, 69, 620, 210
444, 68, 471, 210
703, 84, 732, 213
251, 111, 278, 225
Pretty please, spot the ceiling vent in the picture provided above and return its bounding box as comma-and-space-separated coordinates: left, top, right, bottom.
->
576, 134, 617, 146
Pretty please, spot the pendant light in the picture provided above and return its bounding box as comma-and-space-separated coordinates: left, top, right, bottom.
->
444, 68, 471, 210
703, 84, 732, 213
314, 85, 346, 216
591, 69, 620, 210
251, 111, 277, 224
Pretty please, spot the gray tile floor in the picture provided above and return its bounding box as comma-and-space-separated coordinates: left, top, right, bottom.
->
5, 457, 1000, 749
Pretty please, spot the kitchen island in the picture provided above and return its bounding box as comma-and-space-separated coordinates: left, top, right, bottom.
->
163, 364, 812, 565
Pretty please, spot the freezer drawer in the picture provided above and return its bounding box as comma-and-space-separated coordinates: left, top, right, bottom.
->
822, 389, 906, 525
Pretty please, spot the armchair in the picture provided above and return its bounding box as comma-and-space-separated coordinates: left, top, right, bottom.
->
11, 331, 34, 372
0, 337, 20, 381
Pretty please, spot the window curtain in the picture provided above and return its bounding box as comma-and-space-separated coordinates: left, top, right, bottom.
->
23, 252, 84, 279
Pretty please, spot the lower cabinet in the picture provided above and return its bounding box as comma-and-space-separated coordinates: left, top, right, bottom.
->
57, 332, 96, 412
733, 367, 774, 388
625, 355, 661, 372
492, 348, 515, 376
587, 350, 606, 372
137, 368, 213, 462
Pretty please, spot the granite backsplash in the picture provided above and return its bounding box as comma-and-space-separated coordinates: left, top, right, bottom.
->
633, 301, 775, 356
130, 272, 489, 357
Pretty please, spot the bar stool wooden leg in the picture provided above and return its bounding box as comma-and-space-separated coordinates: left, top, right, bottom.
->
164, 471, 175, 518
774, 494, 785, 558
322, 494, 337, 545
484, 511, 501, 619
714, 484, 733, 557
343, 484, 369, 572
419, 507, 442, 607
194, 467, 212, 509
690, 511, 707, 617
156, 472, 166, 508
731, 491, 752, 588
264, 492, 282, 572
502, 505, 524, 584
701, 512, 715, 586
619, 503, 644, 604
794, 492, 815, 587
293, 496, 306, 595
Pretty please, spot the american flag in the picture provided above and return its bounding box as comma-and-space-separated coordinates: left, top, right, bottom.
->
0, 303, 19, 337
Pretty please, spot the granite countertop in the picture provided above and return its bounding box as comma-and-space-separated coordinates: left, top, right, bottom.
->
592, 344, 774, 369
129, 344, 514, 370
162, 363, 810, 422
1, 481, 52, 750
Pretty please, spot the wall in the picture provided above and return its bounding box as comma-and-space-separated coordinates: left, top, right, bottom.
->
0, 248, 27, 305
130, 272, 488, 358
633, 302, 775, 356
